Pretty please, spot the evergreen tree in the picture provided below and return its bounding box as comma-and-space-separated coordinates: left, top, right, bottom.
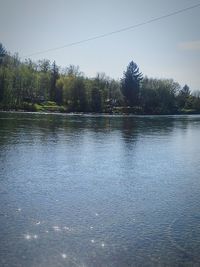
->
121, 61, 143, 106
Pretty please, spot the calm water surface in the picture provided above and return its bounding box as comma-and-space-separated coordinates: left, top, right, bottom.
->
0, 112, 200, 267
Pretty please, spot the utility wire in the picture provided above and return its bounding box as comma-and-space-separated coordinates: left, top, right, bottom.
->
25, 2, 200, 57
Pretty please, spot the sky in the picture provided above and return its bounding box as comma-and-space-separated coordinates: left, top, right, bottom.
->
0, 0, 200, 90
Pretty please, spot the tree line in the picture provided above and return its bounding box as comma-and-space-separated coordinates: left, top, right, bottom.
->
0, 43, 200, 114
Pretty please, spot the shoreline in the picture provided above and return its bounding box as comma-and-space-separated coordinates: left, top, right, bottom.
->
1, 109, 200, 117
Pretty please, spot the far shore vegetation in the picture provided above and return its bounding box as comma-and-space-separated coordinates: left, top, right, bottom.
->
0, 43, 200, 115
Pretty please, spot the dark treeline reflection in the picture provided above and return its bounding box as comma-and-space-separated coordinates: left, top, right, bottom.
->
0, 112, 196, 148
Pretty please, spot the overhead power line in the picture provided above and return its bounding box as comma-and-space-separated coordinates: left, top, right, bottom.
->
25, 2, 200, 57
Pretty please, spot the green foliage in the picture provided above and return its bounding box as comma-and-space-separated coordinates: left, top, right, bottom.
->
113, 106, 142, 114
177, 84, 191, 109
56, 71, 87, 111
91, 86, 102, 112
23, 102, 37, 112
69, 77, 87, 111
33, 103, 43, 112
191, 91, 200, 111
108, 79, 123, 106
23, 102, 64, 112
140, 77, 180, 114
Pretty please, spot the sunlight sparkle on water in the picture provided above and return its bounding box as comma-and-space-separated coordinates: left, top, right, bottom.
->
24, 234, 31, 240
61, 253, 67, 259
24, 234, 38, 240
63, 226, 70, 231
53, 226, 61, 231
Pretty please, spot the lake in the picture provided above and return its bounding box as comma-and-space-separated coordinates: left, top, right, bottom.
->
0, 112, 200, 267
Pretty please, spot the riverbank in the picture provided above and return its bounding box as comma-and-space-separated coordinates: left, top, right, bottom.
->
1, 106, 200, 116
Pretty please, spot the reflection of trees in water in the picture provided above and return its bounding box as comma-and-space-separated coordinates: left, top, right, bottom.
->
0, 113, 59, 146
1, 113, 199, 148
122, 116, 192, 139
92, 116, 180, 141
140, 116, 200, 138
140, 117, 175, 137
0, 113, 83, 145
120, 117, 138, 142
110, 116, 177, 142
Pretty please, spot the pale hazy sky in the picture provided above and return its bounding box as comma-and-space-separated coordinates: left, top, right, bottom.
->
0, 0, 200, 90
